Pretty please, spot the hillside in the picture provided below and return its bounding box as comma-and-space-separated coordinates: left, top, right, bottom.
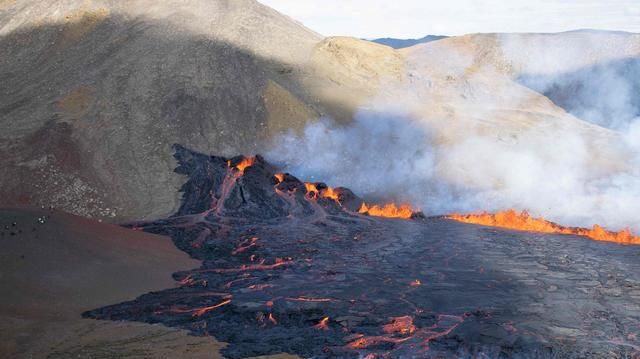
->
1, 1, 637, 223
0, 0, 326, 221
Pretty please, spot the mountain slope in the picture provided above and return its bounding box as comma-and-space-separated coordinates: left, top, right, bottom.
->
0, 1, 637, 222
0, 0, 327, 220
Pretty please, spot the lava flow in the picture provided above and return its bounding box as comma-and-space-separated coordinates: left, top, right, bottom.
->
449, 209, 640, 245
359, 202, 414, 219
304, 182, 340, 202
84, 146, 640, 358
273, 169, 419, 219
229, 157, 256, 175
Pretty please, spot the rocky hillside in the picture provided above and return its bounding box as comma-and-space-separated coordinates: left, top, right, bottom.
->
1, 1, 637, 221
0, 0, 324, 220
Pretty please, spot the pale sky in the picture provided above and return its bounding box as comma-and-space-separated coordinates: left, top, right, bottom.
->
258, 0, 640, 38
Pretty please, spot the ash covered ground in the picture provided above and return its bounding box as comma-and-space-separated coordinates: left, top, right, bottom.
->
85, 145, 640, 358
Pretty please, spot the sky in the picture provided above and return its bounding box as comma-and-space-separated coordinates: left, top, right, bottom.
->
258, 0, 640, 39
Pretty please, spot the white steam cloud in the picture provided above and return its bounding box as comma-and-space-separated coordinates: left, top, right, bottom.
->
267, 111, 436, 204
267, 111, 640, 231
266, 34, 640, 232
267, 109, 640, 231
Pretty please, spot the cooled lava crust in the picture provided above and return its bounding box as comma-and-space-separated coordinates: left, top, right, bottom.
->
85, 145, 640, 358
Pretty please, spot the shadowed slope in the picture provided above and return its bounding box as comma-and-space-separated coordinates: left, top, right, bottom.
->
0, 1, 403, 221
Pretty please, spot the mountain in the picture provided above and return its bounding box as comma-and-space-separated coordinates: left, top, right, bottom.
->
0, 0, 411, 221
370, 34, 448, 48
0, 0, 326, 221
1, 1, 637, 223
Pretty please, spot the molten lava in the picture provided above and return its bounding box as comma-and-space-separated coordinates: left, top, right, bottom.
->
314, 316, 330, 330
383, 316, 416, 335
192, 299, 232, 317
286, 297, 335, 303
449, 209, 640, 245
228, 157, 256, 175
359, 202, 414, 219
304, 183, 340, 202
232, 237, 258, 255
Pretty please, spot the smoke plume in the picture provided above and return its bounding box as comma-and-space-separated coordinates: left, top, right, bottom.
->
267, 34, 640, 232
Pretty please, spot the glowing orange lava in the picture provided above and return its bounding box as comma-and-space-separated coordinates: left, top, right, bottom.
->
274, 173, 285, 183
304, 183, 340, 202
314, 316, 330, 330
359, 202, 414, 219
228, 157, 256, 175
162, 298, 232, 317
286, 297, 335, 302
232, 237, 258, 255
448, 209, 640, 245
383, 316, 416, 335
192, 299, 232, 317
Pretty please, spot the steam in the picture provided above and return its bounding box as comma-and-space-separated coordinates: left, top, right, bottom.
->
267, 111, 640, 231
266, 33, 640, 232
267, 111, 436, 204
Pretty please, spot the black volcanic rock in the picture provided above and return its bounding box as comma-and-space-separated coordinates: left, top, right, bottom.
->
85, 146, 640, 358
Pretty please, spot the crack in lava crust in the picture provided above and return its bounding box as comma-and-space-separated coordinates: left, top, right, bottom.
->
85, 145, 640, 358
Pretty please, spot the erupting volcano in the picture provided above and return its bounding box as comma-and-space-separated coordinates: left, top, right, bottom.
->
83, 145, 640, 358
449, 210, 640, 245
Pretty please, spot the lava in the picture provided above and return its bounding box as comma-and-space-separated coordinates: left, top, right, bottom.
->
162, 298, 232, 317
347, 335, 410, 349
286, 296, 335, 302
383, 316, 416, 335
359, 202, 414, 219
232, 237, 258, 255
228, 156, 256, 175
87, 147, 640, 358
192, 299, 232, 317
304, 182, 340, 202
202, 259, 293, 273
314, 316, 330, 330
449, 209, 640, 245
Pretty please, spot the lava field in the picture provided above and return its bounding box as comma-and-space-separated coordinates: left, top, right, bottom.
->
85, 145, 640, 358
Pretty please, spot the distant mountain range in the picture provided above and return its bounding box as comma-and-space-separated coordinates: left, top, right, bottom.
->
370, 35, 448, 48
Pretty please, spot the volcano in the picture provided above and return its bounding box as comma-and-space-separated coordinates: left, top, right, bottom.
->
84, 146, 640, 358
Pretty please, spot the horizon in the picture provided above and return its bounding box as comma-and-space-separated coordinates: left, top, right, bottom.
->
259, 0, 640, 39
